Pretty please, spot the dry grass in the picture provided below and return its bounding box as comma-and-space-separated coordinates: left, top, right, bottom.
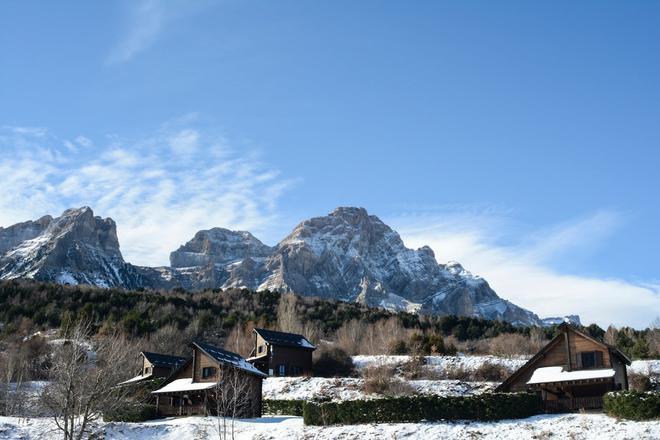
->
361, 365, 415, 397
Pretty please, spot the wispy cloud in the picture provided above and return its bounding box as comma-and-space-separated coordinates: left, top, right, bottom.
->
392, 208, 660, 329
0, 119, 294, 267
106, 0, 212, 64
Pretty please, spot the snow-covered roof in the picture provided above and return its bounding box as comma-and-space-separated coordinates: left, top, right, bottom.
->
141, 351, 187, 369
152, 378, 216, 394
118, 373, 152, 385
193, 341, 267, 377
254, 328, 316, 350
527, 366, 615, 385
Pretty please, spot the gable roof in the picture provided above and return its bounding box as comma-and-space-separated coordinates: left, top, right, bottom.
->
141, 351, 188, 369
496, 332, 564, 392
192, 341, 267, 378
496, 324, 630, 392
253, 328, 316, 350
565, 325, 631, 366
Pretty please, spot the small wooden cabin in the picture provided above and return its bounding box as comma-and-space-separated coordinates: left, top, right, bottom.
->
497, 323, 631, 411
246, 328, 315, 376
118, 351, 187, 385
152, 341, 266, 417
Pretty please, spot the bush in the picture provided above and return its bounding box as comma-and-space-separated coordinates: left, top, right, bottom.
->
472, 362, 510, 382
628, 373, 653, 392
313, 347, 354, 377
302, 392, 541, 426
389, 340, 408, 355
603, 391, 660, 421
409, 333, 457, 355
103, 404, 158, 422
399, 356, 425, 380
263, 399, 304, 416
362, 365, 414, 397
444, 365, 473, 381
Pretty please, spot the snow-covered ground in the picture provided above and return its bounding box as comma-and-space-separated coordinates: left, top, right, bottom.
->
263, 376, 495, 401
354, 355, 660, 376
630, 359, 660, 375
353, 354, 529, 373
1, 414, 658, 440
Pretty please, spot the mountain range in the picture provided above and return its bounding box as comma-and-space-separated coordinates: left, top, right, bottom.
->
0, 206, 577, 326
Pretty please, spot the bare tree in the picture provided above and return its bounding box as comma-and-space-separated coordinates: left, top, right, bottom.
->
604, 325, 618, 346
226, 322, 255, 358
335, 319, 366, 355
42, 320, 134, 440
0, 341, 28, 416
277, 293, 303, 334
213, 365, 254, 440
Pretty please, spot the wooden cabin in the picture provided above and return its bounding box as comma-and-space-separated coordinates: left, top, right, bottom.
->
246, 328, 316, 376
497, 323, 631, 411
118, 351, 187, 385
152, 341, 266, 417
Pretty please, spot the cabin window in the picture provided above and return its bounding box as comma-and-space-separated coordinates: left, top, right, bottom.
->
278, 364, 286, 376
258, 345, 264, 354
202, 366, 217, 378
579, 351, 603, 368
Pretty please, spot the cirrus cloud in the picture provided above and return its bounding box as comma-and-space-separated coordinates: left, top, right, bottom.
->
392, 208, 660, 329
0, 119, 294, 267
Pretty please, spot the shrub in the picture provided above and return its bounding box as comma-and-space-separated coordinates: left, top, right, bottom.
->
313, 347, 354, 377
399, 356, 425, 380
628, 373, 653, 392
103, 403, 158, 422
444, 365, 472, 381
409, 333, 456, 355
603, 390, 660, 421
472, 362, 510, 382
263, 399, 304, 416
389, 340, 408, 355
362, 365, 414, 397
302, 392, 540, 426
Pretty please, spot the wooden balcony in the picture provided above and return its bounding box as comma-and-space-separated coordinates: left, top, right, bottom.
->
542, 396, 603, 413
157, 403, 208, 416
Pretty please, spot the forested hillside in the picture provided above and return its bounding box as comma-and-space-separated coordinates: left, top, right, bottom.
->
0, 279, 657, 360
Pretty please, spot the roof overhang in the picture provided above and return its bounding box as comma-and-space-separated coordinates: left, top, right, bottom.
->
527, 366, 615, 385
152, 378, 216, 394
117, 373, 153, 385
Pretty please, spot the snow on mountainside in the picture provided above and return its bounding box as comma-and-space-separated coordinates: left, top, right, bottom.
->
0, 207, 552, 326
0, 207, 146, 288
251, 207, 542, 325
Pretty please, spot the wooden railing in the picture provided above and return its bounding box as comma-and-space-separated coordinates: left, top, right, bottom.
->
572, 396, 603, 410
542, 397, 603, 413
158, 403, 208, 416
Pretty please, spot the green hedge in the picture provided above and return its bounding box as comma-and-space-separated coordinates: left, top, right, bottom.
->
263, 399, 305, 416
303, 393, 541, 426
603, 391, 660, 421
103, 404, 158, 423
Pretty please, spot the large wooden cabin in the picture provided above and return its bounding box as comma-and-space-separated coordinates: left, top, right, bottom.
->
497, 323, 631, 411
246, 328, 315, 376
152, 341, 266, 417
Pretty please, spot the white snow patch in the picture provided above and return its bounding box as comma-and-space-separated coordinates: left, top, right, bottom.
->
152, 379, 216, 394
0, 413, 658, 440
527, 366, 615, 385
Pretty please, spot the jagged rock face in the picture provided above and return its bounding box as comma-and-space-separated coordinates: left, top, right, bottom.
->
252, 208, 541, 326
170, 228, 272, 268
541, 315, 582, 327
0, 206, 546, 326
0, 207, 145, 288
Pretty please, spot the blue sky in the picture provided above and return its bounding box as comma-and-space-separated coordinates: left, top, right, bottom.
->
1, 1, 659, 327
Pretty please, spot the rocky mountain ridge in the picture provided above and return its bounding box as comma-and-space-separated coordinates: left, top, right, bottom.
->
0, 207, 575, 326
